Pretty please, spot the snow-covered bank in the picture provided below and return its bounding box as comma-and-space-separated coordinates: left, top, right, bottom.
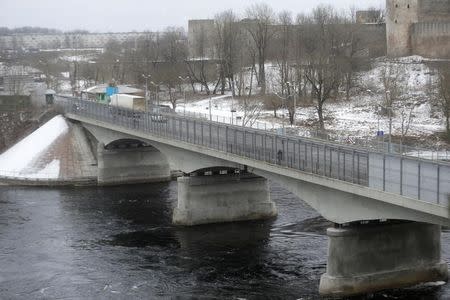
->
0, 115, 68, 179
168, 56, 447, 149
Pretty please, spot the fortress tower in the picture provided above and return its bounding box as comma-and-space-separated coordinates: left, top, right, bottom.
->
386, 0, 450, 58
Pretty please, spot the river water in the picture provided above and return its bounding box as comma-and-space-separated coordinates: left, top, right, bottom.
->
0, 182, 449, 299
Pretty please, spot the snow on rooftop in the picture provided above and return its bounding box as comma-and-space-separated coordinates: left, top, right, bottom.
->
0, 115, 68, 179
112, 93, 144, 99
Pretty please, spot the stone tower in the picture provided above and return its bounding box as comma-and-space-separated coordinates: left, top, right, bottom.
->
386, 0, 420, 57
387, 0, 450, 58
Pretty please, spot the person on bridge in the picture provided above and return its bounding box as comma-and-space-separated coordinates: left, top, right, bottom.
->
277, 150, 283, 165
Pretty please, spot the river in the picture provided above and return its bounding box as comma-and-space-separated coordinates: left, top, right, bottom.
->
0, 182, 448, 299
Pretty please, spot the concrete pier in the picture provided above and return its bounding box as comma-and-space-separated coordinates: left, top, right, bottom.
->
97, 143, 171, 185
173, 173, 277, 226
319, 221, 448, 297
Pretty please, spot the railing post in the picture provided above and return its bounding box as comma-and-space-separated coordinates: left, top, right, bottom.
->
338, 147, 341, 180
225, 126, 229, 152
418, 162, 421, 200
437, 164, 440, 204
400, 157, 403, 195
382, 154, 386, 191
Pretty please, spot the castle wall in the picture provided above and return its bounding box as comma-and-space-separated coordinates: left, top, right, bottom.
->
418, 0, 450, 22
386, 0, 450, 58
412, 22, 450, 58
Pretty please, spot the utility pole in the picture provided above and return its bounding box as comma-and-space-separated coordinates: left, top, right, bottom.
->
275, 92, 288, 134
142, 74, 151, 111
387, 90, 392, 153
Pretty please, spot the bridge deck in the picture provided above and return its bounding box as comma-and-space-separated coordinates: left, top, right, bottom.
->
58, 96, 450, 213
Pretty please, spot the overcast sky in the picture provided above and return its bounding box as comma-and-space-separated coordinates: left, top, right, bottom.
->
1, 0, 385, 32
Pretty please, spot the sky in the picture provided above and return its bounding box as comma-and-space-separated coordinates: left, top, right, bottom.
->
0, 0, 385, 32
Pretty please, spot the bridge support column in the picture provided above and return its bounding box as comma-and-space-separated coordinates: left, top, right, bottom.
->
319, 221, 448, 297
97, 143, 171, 185
173, 174, 277, 226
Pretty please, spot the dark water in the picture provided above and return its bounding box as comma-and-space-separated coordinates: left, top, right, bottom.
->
0, 182, 449, 299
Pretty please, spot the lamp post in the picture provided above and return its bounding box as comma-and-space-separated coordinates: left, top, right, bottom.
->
275, 92, 289, 134
178, 76, 190, 116
386, 90, 392, 153
150, 81, 163, 108
142, 74, 151, 111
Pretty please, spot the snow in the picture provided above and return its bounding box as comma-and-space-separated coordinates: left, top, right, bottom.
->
26, 160, 61, 179
0, 115, 68, 179
164, 56, 448, 156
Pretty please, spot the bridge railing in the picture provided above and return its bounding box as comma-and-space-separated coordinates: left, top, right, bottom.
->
57, 96, 450, 207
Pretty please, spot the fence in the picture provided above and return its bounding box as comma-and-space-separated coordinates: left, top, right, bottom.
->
57, 96, 450, 206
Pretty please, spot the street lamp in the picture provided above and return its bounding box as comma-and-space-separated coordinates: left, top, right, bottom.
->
275, 92, 289, 134
142, 74, 151, 111
150, 81, 162, 108
386, 90, 392, 153
178, 76, 190, 116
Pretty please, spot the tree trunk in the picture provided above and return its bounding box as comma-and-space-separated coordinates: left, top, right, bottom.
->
318, 102, 325, 129
259, 57, 266, 95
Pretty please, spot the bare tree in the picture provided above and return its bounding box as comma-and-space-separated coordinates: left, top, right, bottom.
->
214, 10, 241, 95
275, 11, 293, 96
159, 27, 188, 109
381, 63, 404, 149
244, 3, 276, 95
437, 65, 450, 139
303, 6, 343, 129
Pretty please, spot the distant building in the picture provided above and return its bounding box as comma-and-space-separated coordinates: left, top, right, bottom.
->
386, 0, 450, 58
356, 10, 384, 24
0, 32, 158, 51
0, 64, 46, 107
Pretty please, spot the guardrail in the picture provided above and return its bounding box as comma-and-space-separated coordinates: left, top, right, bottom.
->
57, 96, 450, 206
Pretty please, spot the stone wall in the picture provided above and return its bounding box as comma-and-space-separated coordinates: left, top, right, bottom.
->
418, 0, 450, 22
412, 22, 450, 58
386, 0, 450, 58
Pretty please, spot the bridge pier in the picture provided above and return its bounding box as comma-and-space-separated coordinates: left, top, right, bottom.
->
97, 142, 171, 185
173, 172, 277, 226
319, 221, 448, 297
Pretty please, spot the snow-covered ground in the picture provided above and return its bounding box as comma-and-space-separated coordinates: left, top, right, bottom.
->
0, 115, 68, 179
160, 56, 449, 160
166, 56, 447, 148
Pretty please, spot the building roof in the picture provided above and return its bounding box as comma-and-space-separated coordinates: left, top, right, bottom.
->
111, 93, 144, 99
82, 84, 143, 94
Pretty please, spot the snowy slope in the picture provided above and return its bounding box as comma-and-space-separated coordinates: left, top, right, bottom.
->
0, 115, 68, 179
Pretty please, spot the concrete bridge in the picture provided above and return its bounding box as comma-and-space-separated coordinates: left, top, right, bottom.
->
58, 96, 450, 297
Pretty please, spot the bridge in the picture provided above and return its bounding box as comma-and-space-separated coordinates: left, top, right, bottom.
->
58, 96, 450, 297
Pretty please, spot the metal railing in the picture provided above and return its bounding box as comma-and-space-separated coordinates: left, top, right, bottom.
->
57, 96, 450, 207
